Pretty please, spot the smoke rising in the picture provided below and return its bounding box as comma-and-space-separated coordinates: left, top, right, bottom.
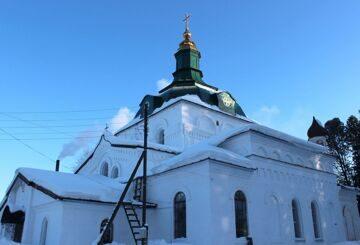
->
58, 127, 100, 160
58, 107, 134, 160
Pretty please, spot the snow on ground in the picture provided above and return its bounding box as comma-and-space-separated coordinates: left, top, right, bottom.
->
99, 240, 190, 245
0, 237, 20, 245
333, 242, 360, 245
15, 168, 126, 203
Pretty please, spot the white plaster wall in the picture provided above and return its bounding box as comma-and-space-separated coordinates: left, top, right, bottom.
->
207, 155, 347, 245
139, 161, 212, 245
117, 99, 251, 151
339, 188, 360, 241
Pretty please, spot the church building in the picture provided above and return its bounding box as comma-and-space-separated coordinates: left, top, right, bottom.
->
0, 19, 359, 245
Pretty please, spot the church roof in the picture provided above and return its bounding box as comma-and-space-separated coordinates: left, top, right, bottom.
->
2, 168, 127, 206
307, 117, 328, 139
135, 19, 246, 119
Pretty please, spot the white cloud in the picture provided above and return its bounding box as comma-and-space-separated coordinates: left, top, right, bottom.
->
251, 105, 280, 126
108, 107, 135, 133
156, 78, 170, 91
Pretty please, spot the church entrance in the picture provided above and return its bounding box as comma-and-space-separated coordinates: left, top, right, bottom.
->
0, 206, 25, 243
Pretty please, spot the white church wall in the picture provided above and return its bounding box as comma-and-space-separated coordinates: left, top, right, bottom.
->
59, 201, 124, 245
143, 160, 213, 245
339, 188, 360, 241
31, 201, 64, 245
78, 136, 175, 179
179, 100, 250, 148
206, 156, 346, 245
208, 161, 254, 245
252, 155, 345, 244
117, 102, 184, 149
219, 130, 335, 174
116, 99, 251, 150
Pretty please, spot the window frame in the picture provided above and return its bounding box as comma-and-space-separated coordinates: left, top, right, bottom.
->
311, 201, 322, 239
157, 128, 165, 145
110, 166, 119, 179
234, 190, 248, 238
100, 162, 109, 177
174, 192, 186, 239
39, 217, 48, 245
291, 199, 304, 239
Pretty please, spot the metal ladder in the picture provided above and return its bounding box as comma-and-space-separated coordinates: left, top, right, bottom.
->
123, 202, 146, 245
133, 177, 143, 201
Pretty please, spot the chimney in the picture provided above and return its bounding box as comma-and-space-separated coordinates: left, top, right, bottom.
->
55, 160, 60, 172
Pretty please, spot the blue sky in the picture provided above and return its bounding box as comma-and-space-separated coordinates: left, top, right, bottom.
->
0, 0, 359, 197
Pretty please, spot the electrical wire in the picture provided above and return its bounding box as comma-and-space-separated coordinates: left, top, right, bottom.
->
0, 122, 123, 128
0, 136, 102, 141
0, 108, 119, 114
0, 127, 55, 163
0, 116, 113, 122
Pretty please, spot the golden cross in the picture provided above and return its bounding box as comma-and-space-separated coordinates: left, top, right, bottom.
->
183, 14, 191, 31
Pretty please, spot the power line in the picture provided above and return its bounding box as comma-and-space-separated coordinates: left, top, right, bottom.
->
0, 136, 102, 141
0, 112, 77, 138
0, 116, 113, 122
0, 127, 55, 163
0, 122, 125, 129
0, 130, 104, 135
0, 108, 120, 114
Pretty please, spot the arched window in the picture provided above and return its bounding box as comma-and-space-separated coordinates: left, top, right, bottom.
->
174, 192, 186, 238
291, 199, 303, 238
234, 190, 248, 238
311, 201, 321, 239
100, 219, 113, 243
39, 218, 48, 245
100, 162, 109, 177
157, 129, 165, 145
110, 166, 119, 179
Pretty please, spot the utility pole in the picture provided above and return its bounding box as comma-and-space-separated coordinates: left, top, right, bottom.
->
142, 103, 149, 245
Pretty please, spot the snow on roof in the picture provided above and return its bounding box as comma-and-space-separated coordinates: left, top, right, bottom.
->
339, 184, 360, 193
151, 120, 332, 175
74, 131, 180, 173
16, 168, 126, 203
115, 94, 254, 135
104, 131, 180, 154
206, 123, 329, 154
151, 144, 254, 174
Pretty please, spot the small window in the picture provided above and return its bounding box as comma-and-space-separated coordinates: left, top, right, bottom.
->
174, 192, 186, 238
234, 190, 248, 238
111, 166, 119, 179
292, 199, 303, 238
100, 162, 109, 177
157, 129, 165, 145
311, 201, 321, 239
100, 219, 113, 243
39, 218, 48, 245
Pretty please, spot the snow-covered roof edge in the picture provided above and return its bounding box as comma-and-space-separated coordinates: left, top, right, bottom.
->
74, 131, 180, 174
206, 123, 330, 155
338, 184, 360, 193
151, 145, 255, 175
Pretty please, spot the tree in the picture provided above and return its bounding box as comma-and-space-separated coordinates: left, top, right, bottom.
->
325, 118, 353, 186
346, 113, 360, 187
